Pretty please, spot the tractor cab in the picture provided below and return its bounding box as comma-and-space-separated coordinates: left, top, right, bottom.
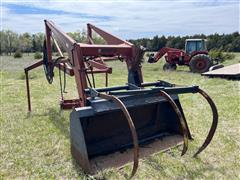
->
185, 39, 207, 54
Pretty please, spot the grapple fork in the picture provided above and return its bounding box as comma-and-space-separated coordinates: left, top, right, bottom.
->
70, 82, 218, 177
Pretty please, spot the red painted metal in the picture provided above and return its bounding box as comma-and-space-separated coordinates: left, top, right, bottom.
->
60, 99, 80, 109
149, 47, 209, 66
24, 60, 43, 111
23, 21, 218, 177
25, 20, 142, 111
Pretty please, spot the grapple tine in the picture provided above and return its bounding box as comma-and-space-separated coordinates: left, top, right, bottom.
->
193, 88, 218, 157
159, 90, 189, 156
98, 93, 139, 178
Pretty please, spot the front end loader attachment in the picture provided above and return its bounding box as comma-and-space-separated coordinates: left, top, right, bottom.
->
24, 20, 218, 177
70, 81, 218, 176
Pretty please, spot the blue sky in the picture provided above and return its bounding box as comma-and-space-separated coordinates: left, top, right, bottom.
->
1, 0, 239, 39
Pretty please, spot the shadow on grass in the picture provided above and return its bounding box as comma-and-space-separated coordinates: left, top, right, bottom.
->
182, 158, 227, 179
47, 109, 107, 179
26, 109, 139, 179
47, 108, 70, 139
145, 155, 227, 179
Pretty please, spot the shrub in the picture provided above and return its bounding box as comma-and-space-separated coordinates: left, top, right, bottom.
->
209, 49, 235, 63
14, 50, 22, 58
224, 52, 235, 60
34, 52, 43, 59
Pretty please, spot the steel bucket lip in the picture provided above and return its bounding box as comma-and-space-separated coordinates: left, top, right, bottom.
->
71, 134, 184, 175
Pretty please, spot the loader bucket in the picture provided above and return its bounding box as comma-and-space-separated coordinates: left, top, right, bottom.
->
70, 87, 192, 175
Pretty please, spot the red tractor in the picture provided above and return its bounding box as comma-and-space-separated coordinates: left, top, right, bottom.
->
148, 39, 215, 73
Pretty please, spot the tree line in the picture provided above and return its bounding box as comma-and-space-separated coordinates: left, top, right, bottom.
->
0, 30, 105, 55
129, 32, 240, 52
0, 30, 239, 55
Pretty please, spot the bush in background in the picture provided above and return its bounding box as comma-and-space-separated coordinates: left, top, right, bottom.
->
13, 50, 22, 58
209, 49, 235, 63
34, 52, 43, 59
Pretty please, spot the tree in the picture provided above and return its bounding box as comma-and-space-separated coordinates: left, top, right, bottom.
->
0, 30, 239, 54
19, 33, 32, 55
1, 30, 18, 55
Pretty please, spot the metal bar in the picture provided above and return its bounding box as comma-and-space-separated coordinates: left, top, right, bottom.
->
72, 44, 88, 106
85, 85, 129, 94
78, 44, 132, 57
86, 69, 111, 74
163, 86, 199, 94
24, 60, 44, 112
55, 61, 112, 76
108, 86, 199, 96
141, 81, 174, 87
159, 90, 189, 156
25, 71, 31, 112
94, 56, 119, 61
193, 88, 218, 157
87, 60, 112, 73
44, 20, 76, 62
55, 62, 74, 76
52, 37, 64, 57
45, 21, 52, 63
87, 23, 132, 45
87, 24, 94, 44
105, 73, 108, 87
84, 83, 199, 95
24, 60, 43, 71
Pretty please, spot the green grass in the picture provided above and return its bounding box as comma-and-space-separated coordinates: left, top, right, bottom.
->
1, 53, 240, 179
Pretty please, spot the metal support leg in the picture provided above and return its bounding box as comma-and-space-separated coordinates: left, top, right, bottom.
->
25, 71, 31, 112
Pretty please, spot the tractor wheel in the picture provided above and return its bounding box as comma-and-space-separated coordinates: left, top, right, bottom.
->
189, 54, 212, 73
163, 63, 177, 71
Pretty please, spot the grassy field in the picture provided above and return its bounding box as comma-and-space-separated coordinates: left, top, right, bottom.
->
0, 53, 240, 179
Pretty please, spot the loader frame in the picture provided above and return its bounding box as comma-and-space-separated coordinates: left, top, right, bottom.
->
25, 20, 143, 111
24, 20, 218, 177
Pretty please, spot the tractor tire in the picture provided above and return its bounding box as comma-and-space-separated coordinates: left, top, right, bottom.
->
189, 54, 212, 73
163, 63, 177, 71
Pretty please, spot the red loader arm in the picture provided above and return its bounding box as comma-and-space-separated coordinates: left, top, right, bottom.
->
148, 47, 180, 63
